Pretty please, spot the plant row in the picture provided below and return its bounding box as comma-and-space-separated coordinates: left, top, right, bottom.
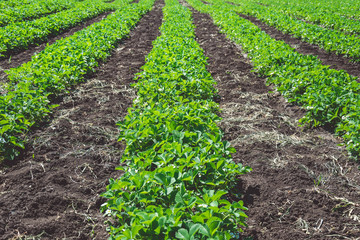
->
286, 0, 360, 20
0, 0, 122, 58
0, 0, 35, 8
255, 0, 360, 35
0, 0, 77, 27
222, 0, 360, 62
186, 0, 360, 159
101, 0, 251, 239
0, 0, 154, 161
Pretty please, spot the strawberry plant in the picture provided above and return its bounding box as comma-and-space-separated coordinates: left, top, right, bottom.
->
259, 0, 360, 21
101, 0, 251, 238
223, 0, 360, 62
0, 0, 124, 58
0, 0, 77, 27
0, 0, 35, 8
186, 0, 360, 159
0, 0, 155, 161
255, 0, 360, 35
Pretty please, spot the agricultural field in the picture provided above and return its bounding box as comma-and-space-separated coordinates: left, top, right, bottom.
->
0, 0, 360, 239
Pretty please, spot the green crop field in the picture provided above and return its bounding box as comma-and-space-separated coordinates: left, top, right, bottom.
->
0, 0, 359, 239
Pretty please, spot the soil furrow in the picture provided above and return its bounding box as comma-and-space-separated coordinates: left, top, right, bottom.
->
188, 5, 360, 240
0, 0, 163, 238
235, 12, 360, 79
0, 11, 113, 83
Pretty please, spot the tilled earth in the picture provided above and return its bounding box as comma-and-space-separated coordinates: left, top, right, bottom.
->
237, 12, 360, 80
188, 5, 360, 240
1, 0, 360, 239
0, 1, 163, 239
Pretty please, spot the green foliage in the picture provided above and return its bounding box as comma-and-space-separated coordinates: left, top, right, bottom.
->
187, 0, 360, 159
0, 0, 155, 161
101, 0, 251, 238
0, 0, 77, 27
0, 0, 36, 8
257, 0, 360, 21
254, 0, 360, 35
0, 0, 122, 58
224, 0, 360, 62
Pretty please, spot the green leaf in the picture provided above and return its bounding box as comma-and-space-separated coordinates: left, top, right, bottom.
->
213, 190, 227, 201
189, 223, 201, 236
187, 197, 197, 207
154, 173, 167, 185
192, 215, 205, 224
208, 220, 221, 236
175, 191, 184, 205
175, 228, 190, 239
158, 216, 166, 227
131, 225, 143, 236
199, 224, 211, 237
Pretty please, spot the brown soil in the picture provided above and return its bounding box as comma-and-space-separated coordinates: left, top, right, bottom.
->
189, 5, 360, 240
236, 13, 360, 79
200, 0, 211, 5
0, 1, 163, 238
0, 12, 113, 84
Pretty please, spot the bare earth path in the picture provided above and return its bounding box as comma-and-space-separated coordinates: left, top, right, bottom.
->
188, 5, 360, 240
0, 1, 163, 238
